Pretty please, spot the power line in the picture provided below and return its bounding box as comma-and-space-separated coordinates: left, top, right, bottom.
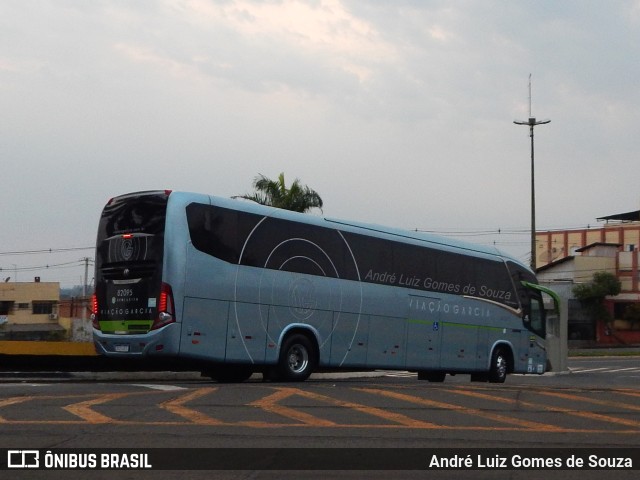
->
415, 229, 529, 237
0, 260, 93, 273
414, 224, 602, 236
0, 223, 605, 257
0, 246, 93, 256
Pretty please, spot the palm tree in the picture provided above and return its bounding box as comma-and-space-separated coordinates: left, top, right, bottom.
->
235, 173, 323, 213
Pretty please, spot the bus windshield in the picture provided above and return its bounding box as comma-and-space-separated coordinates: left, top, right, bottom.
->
522, 281, 561, 339
93, 191, 170, 334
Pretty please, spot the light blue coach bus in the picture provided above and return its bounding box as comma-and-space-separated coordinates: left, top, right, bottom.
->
92, 190, 557, 383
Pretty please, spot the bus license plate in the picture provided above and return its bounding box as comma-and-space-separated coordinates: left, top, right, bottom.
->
114, 344, 130, 353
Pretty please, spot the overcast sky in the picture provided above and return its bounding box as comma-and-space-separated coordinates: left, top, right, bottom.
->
1, 0, 639, 287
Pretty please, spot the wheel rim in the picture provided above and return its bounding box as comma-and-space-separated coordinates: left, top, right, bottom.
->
287, 344, 309, 373
495, 354, 507, 378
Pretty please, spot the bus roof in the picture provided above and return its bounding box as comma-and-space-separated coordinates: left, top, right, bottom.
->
217, 194, 529, 270
324, 217, 510, 260
126, 190, 531, 274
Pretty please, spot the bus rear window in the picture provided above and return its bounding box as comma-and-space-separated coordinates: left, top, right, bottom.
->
99, 191, 169, 238
94, 191, 170, 328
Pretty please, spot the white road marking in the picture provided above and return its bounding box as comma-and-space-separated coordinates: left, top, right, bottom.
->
129, 384, 188, 391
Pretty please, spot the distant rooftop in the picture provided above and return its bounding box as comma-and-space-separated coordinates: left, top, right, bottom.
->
575, 242, 621, 252
597, 210, 640, 223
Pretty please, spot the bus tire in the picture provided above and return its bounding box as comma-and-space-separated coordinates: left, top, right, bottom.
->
277, 333, 317, 382
204, 365, 254, 383
417, 371, 446, 382
488, 347, 509, 383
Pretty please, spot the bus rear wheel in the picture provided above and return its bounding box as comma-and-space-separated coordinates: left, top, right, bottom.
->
204, 365, 254, 383
277, 333, 317, 382
488, 347, 509, 383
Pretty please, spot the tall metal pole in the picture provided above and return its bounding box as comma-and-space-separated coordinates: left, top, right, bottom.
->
514, 75, 550, 271
530, 120, 536, 271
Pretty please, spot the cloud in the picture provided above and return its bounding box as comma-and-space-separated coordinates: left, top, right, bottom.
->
2, 0, 640, 282
130, 0, 399, 91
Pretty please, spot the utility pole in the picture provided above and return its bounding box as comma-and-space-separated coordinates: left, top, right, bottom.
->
514, 74, 550, 271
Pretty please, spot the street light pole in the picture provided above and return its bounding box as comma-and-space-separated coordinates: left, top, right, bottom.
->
514, 75, 550, 271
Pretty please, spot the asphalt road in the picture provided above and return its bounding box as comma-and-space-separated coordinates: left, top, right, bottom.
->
0, 356, 639, 479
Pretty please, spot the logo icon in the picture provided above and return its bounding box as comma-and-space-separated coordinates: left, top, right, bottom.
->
289, 278, 317, 320
120, 239, 134, 261
8, 450, 39, 468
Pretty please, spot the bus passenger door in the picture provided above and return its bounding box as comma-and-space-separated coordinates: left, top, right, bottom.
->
522, 292, 547, 373
405, 295, 441, 370
439, 302, 479, 371
520, 282, 560, 373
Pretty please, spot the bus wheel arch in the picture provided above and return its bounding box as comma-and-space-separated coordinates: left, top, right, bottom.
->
276, 329, 319, 382
488, 343, 513, 383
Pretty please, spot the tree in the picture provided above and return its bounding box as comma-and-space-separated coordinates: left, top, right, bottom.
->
623, 303, 640, 330
235, 173, 323, 213
573, 271, 621, 325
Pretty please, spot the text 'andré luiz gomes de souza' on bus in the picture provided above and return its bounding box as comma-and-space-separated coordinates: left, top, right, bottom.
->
364, 269, 514, 302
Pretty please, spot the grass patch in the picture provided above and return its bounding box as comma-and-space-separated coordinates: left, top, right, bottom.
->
569, 349, 640, 357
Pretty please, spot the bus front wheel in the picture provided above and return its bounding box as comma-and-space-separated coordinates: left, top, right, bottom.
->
488, 347, 509, 383
417, 371, 446, 382
277, 333, 317, 382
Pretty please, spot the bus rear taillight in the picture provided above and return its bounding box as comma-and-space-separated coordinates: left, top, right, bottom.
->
91, 293, 100, 330
152, 282, 175, 330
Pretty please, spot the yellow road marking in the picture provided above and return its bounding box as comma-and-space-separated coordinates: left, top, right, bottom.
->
452, 386, 640, 430
0, 396, 33, 408
357, 387, 564, 431
249, 388, 338, 426
250, 387, 439, 428
536, 389, 640, 411
159, 387, 223, 425
63, 393, 131, 424
1, 385, 639, 432
0, 396, 34, 423
615, 389, 640, 400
